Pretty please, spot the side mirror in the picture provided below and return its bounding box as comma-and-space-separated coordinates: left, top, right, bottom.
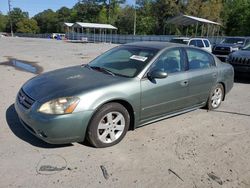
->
148, 69, 168, 79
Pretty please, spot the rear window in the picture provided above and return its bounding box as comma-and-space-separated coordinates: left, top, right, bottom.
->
170, 39, 188, 44
189, 40, 204, 48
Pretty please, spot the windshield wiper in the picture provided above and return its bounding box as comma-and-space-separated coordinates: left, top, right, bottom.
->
89, 66, 116, 76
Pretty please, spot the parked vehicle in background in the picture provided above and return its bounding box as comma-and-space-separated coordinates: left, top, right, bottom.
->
227, 44, 250, 73
0, 32, 8, 37
170, 37, 212, 52
212, 37, 250, 62
51, 33, 66, 40
15, 42, 234, 148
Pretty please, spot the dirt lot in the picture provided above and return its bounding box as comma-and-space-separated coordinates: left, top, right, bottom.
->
0, 37, 250, 188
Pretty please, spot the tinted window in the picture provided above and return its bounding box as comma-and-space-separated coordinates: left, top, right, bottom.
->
203, 40, 210, 47
222, 38, 245, 44
90, 46, 159, 77
189, 40, 204, 48
189, 40, 196, 46
186, 48, 215, 70
245, 39, 250, 46
152, 49, 184, 74
242, 44, 250, 51
170, 39, 188, 44
196, 40, 204, 47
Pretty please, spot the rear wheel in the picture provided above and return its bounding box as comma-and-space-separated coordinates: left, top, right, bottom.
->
87, 103, 130, 148
207, 83, 224, 110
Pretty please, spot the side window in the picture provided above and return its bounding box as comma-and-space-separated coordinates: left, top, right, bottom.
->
152, 49, 184, 74
196, 40, 205, 47
186, 48, 215, 70
245, 39, 250, 45
189, 40, 196, 46
203, 40, 210, 47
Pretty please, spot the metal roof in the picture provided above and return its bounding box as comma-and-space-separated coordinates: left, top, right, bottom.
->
73, 22, 117, 30
166, 15, 221, 26
64, 22, 74, 27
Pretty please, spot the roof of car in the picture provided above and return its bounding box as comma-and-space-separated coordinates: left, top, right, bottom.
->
172, 37, 209, 40
124, 41, 186, 50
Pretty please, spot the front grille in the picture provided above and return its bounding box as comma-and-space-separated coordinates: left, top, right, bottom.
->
18, 89, 35, 109
231, 57, 250, 66
213, 47, 231, 55
215, 46, 231, 52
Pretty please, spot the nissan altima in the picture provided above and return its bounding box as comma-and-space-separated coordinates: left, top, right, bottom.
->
15, 42, 234, 148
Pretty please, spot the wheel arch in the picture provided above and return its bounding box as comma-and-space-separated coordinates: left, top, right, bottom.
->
88, 99, 136, 132
218, 81, 226, 101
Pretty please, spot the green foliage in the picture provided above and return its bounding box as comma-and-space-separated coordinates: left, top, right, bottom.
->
0, 13, 8, 32
223, 0, 250, 36
16, 18, 39, 33
98, 6, 108, 23
115, 6, 134, 34
33, 9, 58, 33
7, 8, 29, 32
1, 0, 250, 36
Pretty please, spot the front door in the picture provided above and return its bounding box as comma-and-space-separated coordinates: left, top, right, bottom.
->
140, 48, 189, 123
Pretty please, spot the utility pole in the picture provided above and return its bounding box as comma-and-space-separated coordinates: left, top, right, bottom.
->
108, 0, 111, 24
8, 0, 13, 37
133, 0, 137, 35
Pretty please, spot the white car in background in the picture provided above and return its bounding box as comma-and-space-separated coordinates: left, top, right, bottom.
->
170, 37, 212, 52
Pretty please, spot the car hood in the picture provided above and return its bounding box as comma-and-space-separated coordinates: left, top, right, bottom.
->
231, 50, 250, 58
215, 43, 243, 48
22, 65, 128, 102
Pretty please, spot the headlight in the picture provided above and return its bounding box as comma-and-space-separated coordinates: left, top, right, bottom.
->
38, 97, 80, 114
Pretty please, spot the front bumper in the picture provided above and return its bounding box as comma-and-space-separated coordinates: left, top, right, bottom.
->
14, 97, 94, 144
230, 64, 250, 73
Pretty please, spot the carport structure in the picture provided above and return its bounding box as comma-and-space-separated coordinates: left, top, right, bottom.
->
64, 22, 74, 37
166, 14, 222, 37
71, 22, 118, 43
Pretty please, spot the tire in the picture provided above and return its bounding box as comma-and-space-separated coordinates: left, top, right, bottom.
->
87, 103, 130, 148
207, 83, 224, 110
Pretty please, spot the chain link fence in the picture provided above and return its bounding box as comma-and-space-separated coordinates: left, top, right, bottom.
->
14, 32, 224, 44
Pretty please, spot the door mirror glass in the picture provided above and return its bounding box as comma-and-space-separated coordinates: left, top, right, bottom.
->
148, 69, 168, 79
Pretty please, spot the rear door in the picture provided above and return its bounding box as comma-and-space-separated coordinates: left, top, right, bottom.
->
184, 48, 217, 106
140, 48, 190, 123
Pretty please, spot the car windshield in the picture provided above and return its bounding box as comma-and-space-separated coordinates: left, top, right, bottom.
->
242, 44, 250, 51
89, 45, 159, 78
221, 38, 245, 45
170, 39, 189, 44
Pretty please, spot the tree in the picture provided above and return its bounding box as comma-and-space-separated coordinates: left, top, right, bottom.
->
33, 9, 58, 33
16, 18, 39, 33
222, 0, 250, 36
98, 6, 108, 23
0, 13, 8, 32
152, 0, 180, 34
72, 2, 101, 23
136, 0, 156, 35
7, 8, 29, 32
56, 7, 72, 32
115, 6, 134, 34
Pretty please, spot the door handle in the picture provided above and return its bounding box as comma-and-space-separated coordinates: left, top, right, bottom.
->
180, 80, 189, 87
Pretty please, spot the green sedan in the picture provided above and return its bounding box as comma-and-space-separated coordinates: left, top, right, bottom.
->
15, 42, 234, 148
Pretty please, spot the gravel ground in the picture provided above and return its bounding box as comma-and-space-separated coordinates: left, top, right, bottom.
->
0, 37, 250, 188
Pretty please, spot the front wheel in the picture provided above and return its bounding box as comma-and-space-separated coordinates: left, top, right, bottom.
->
87, 103, 130, 148
207, 83, 224, 110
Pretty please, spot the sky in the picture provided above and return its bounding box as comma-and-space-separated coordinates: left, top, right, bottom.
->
0, 0, 134, 17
